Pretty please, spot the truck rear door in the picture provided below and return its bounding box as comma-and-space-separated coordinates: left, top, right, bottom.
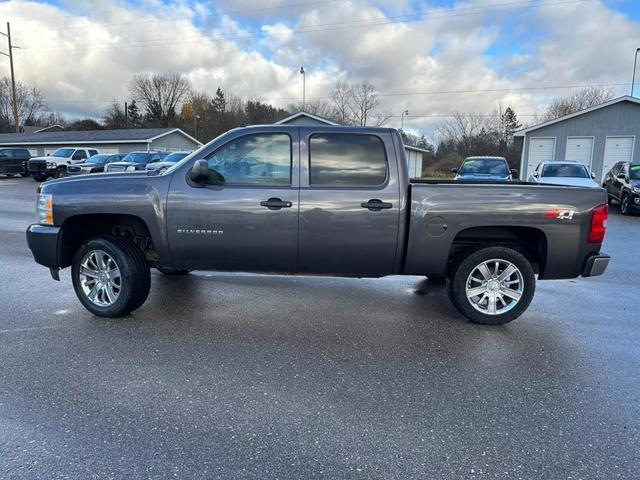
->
298, 129, 401, 275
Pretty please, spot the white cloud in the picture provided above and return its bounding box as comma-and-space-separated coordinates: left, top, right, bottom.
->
0, 0, 637, 137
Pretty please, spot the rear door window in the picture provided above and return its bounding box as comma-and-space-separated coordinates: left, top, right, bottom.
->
309, 134, 388, 187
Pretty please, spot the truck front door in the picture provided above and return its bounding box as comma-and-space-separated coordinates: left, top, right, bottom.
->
298, 130, 400, 275
166, 130, 299, 272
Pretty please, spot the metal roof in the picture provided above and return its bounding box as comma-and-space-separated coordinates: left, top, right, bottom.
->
0, 128, 202, 146
513, 96, 640, 136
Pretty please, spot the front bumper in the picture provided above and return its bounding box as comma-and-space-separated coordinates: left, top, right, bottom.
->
582, 253, 610, 277
26, 224, 62, 268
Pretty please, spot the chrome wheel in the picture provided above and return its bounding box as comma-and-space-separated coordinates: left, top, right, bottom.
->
78, 250, 121, 307
465, 259, 524, 316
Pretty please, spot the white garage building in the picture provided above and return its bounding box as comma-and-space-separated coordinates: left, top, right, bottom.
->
0, 128, 201, 157
514, 96, 640, 181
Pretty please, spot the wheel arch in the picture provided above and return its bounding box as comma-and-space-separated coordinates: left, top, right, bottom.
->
446, 226, 548, 277
59, 214, 160, 268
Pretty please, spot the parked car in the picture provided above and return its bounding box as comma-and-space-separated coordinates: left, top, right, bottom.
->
28, 147, 99, 181
105, 151, 163, 173
26, 126, 610, 325
603, 161, 640, 215
529, 161, 599, 188
67, 154, 126, 176
0, 148, 31, 177
452, 156, 517, 181
145, 151, 191, 173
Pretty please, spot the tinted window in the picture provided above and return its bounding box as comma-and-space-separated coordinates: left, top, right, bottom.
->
88, 149, 98, 156
17, 149, 30, 157
630, 164, 640, 180
309, 134, 387, 186
459, 158, 509, 176
72, 150, 87, 160
86, 154, 110, 164
0, 149, 13, 157
541, 163, 589, 178
206, 133, 291, 185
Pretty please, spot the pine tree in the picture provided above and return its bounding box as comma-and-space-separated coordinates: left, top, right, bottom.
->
500, 107, 522, 144
127, 100, 142, 128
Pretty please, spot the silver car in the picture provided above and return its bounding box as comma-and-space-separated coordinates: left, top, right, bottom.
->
529, 161, 599, 188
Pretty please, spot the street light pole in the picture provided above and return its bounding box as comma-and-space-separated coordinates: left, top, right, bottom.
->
401, 110, 409, 130
0, 22, 21, 133
632, 48, 640, 97
299, 66, 306, 110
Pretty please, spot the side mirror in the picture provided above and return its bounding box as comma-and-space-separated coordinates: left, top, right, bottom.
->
590, 172, 596, 179
189, 159, 225, 185
510, 169, 519, 177
532, 172, 539, 179
451, 167, 458, 174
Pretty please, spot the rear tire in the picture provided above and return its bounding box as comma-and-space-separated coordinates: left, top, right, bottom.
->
72, 236, 150, 317
53, 167, 66, 179
447, 247, 535, 325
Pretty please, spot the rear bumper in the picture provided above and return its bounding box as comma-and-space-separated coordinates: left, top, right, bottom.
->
582, 253, 610, 277
26, 224, 62, 268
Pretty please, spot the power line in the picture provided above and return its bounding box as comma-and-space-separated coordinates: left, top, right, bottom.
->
20, 0, 591, 53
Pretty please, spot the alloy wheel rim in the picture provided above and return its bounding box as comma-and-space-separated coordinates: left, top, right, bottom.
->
465, 259, 524, 315
79, 249, 121, 307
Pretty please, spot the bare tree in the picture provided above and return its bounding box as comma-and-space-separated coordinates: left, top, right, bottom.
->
0, 77, 47, 131
348, 82, 380, 126
542, 86, 614, 121
330, 81, 353, 125
130, 72, 191, 127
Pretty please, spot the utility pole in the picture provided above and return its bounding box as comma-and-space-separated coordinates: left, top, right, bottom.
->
400, 110, 409, 130
0, 23, 21, 133
632, 48, 640, 97
124, 101, 128, 128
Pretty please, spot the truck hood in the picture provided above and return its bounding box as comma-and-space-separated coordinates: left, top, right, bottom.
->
539, 177, 599, 188
41, 170, 150, 187
31, 156, 67, 162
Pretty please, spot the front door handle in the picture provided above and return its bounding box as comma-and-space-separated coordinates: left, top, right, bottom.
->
260, 198, 293, 210
361, 199, 393, 211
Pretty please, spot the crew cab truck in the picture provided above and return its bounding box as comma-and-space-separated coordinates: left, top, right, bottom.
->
26, 126, 610, 325
28, 147, 99, 181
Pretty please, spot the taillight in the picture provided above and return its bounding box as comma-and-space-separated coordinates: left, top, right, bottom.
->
588, 204, 608, 244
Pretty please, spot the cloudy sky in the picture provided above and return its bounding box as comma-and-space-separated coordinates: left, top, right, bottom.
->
0, 0, 638, 137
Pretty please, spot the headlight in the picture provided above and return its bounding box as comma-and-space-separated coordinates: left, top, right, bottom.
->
37, 193, 53, 225
633, 185, 640, 193
126, 165, 136, 172
46, 162, 57, 168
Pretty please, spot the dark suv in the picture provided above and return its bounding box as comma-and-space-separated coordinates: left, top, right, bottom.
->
0, 148, 31, 177
603, 161, 640, 215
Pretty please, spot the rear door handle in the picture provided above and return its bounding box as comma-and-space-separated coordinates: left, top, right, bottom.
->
361, 199, 393, 211
260, 198, 293, 210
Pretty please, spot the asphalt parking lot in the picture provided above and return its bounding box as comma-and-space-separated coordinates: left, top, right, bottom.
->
0, 176, 638, 479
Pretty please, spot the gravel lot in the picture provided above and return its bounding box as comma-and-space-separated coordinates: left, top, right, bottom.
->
1, 176, 638, 479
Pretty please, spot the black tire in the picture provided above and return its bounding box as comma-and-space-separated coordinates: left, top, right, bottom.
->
447, 246, 535, 325
157, 267, 191, 275
32, 175, 45, 182
53, 166, 66, 179
72, 236, 150, 317
620, 193, 630, 215
5, 173, 15, 177
20, 173, 29, 177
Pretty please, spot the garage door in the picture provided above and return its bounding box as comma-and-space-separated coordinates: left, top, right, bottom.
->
603, 136, 634, 179
97, 147, 120, 155
527, 138, 555, 176
565, 137, 593, 169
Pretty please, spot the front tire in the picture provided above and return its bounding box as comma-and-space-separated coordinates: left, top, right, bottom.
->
53, 166, 67, 179
620, 193, 630, 215
72, 236, 150, 317
447, 247, 535, 325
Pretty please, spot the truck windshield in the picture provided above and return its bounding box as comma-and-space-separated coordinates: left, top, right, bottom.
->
542, 164, 589, 178
630, 164, 640, 179
85, 154, 109, 164
51, 148, 75, 157
459, 158, 509, 176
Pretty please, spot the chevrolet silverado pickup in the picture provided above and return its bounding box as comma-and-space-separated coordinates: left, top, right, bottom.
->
26, 126, 610, 325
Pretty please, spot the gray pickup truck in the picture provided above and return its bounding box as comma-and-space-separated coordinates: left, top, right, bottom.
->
26, 125, 610, 325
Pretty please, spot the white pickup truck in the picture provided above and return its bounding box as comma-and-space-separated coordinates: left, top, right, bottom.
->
28, 147, 99, 181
